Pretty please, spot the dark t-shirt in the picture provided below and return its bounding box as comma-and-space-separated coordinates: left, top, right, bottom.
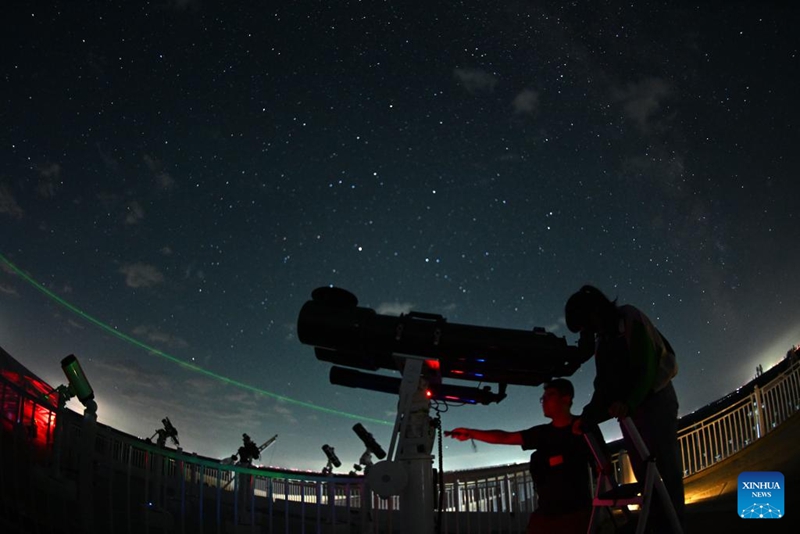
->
520, 420, 593, 515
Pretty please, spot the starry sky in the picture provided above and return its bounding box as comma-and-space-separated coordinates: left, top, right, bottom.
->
1, 0, 799, 472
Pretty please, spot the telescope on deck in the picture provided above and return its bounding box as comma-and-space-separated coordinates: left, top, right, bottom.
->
297, 286, 593, 534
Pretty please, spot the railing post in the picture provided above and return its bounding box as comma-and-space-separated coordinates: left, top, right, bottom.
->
753, 385, 765, 437
127, 444, 133, 534
216, 468, 222, 534
267, 478, 273, 534
284, 477, 290, 534
328, 477, 337, 531
454, 479, 461, 534
360, 476, 373, 534
198, 465, 204, 534
78, 404, 98, 534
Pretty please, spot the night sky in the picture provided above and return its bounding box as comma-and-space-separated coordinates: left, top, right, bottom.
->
2, 1, 799, 472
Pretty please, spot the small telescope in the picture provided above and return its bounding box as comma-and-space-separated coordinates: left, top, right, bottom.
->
354, 423, 386, 459
321, 444, 341, 474
150, 417, 180, 448
353, 423, 386, 467
297, 287, 592, 401
60, 354, 95, 408
237, 433, 261, 465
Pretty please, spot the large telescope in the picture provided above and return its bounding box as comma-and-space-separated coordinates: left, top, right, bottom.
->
298, 287, 593, 534
297, 287, 593, 400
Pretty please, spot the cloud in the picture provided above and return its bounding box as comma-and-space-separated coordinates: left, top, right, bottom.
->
183, 262, 204, 280
273, 403, 298, 425
612, 78, 673, 133
0, 183, 24, 219
66, 318, 84, 329
143, 154, 159, 172
282, 322, 296, 341
87, 358, 298, 456
156, 172, 176, 190
440, 303, 457, 313
183, 377, 218, 395
512, 89, 540, 116
144, 154, 177, 191
376, 301, 414, 316
36, 180, 58, 198
0, 261, 16, 276
92, 358, 173, 391
35, 163, 62, 198
223, 391, 262, 407
454, 68, 498, 95
96, 143, 120, 172
132, 325, 189, 348
0, 283, 19, 296
119, 262, 165, 288
36, 162, 62, 179
125, 200, 145, 225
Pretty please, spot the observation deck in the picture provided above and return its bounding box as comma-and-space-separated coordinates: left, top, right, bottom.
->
2, 345, 798, 533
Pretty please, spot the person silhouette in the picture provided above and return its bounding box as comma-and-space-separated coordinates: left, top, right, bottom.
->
565, 285, 684, 532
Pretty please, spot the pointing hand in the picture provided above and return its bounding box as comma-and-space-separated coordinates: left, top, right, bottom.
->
445, 428, 471, 441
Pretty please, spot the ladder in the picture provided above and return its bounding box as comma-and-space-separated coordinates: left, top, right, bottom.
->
583, 417, 683, 534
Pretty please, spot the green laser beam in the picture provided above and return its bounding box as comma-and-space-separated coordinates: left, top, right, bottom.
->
0, 252, 391, 426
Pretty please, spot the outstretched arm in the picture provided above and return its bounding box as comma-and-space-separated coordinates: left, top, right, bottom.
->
446, 427, 523, 446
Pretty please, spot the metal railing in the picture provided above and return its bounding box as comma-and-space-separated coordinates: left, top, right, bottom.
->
2, 353, 799, 533
439, 465, 537, 534
72, 422, 376, 534
677, 356, 800, 477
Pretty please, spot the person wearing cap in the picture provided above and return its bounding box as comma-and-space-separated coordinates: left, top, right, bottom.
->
565, 285, 684, 532
447, 379, 593, 533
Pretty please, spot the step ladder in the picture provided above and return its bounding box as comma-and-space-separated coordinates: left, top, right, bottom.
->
583, 417, 683, 534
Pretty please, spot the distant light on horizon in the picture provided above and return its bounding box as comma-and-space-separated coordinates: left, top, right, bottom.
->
744, 324, 800, 385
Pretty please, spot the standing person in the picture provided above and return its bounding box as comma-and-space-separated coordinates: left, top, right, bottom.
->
565, 285, 685, 532
447, 379, 593, 534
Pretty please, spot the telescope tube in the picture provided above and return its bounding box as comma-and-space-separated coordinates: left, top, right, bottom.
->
298, 287, 591, 386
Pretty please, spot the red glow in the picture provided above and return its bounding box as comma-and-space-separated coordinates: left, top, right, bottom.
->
425, 359, 440, 370
451, 370, 464, 375
425, 389, 433, 398
1, 369, 58, 448
1, 369, 56, 400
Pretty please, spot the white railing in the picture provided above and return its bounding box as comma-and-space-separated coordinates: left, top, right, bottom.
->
677, 356, 800, 477
439, 465, 537, 534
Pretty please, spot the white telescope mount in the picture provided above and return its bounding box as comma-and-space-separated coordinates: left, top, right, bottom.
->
366, 356, 437, 534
